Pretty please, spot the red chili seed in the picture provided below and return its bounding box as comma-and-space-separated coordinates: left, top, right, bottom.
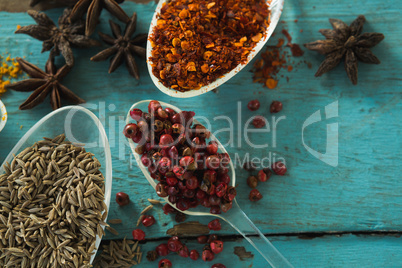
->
252, 116, 266, 128
208, 219, 222, 231
272, 161, 287, 175
249, 189, 263, 201
115, 192, 130, 206
247, 99, 260, 111
132, 229, 145, 241
270, 101, 283, 113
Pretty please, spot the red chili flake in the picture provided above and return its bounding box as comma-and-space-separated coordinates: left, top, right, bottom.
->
149, 0, 271, 92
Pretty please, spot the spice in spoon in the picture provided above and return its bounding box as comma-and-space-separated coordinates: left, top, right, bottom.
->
149, 0, 270, 92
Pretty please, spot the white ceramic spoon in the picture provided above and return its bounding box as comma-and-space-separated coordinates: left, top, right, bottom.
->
0, 106, 113, 264
146, 0, 285, 98
126, 100, 293, 267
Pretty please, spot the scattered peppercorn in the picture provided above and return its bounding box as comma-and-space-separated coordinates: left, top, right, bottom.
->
159, 258, 173, 268
132, 229, 146, 241
156, 243, 170, 256
270, 101, 283, 113
115, 192, 130, 206
272, 161, 287, 175
243, 161, 257, 171
210, 240, 224, 254
202, 249, 215, 262
149, 0, 270, 92
247, 176, 258, 188
208, 219, 222, 231
142, 215, 156, 227
249, 189, 263, 201
247, 100, 261, 111
257, 169, 269, 182
190, 249, 200, 261
252, 116, 266, 128
211, 264, 227, 268
197, 235, 208, 244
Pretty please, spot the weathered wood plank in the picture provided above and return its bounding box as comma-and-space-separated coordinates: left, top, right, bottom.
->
131, 234, 402, 267
0, 0, 401, 242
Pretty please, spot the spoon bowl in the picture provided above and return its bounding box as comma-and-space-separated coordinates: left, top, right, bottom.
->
146, 0, 285, 98
0, 106, 112, 264
0, 100, 7, 132
126, 100, 292, 267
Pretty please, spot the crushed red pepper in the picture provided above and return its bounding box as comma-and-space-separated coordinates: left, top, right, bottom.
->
149, 0, 270, 92
252, 27, 304, 89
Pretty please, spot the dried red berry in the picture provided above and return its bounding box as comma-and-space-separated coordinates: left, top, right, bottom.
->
206, 155, 220, 169
210, 205, 221, 214
247, 176, 258, 188
211, 264, 227, 268
115, 192, 130, 206
203, 170, 217, 184
210, 240, 224, 254
178, 245, 190, 258
197, 235, 208, 244
202, 249, 215, 262
132, 229, 145, 241
206, 141, 219, 155
249, 189, 263, 201
208, 219, 222, 231
207, 234, 218, 244
156, 243, 170, 256
159, 134, 174, 149
190, 249, 199, 260
272, 161, 287, 175
130, 108, 143, 121
162, 204, 175, 215
159, 259, 172, 268
168, 236, 183, 252
148, 100, 162, 113
270, 101, 283, 113
247, 99, 260, 111
186, 176, 199, 190
123, 123, 139, 139
252, 116, 266, 128
257, 169, 268, 182
142, 215, 156, 227
215, 183, 227, 198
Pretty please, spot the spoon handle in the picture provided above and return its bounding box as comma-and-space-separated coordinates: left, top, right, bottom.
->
220, 201, 293, 268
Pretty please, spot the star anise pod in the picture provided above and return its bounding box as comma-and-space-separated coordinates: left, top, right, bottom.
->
5, 58, 85, 110
304, 15, 384, 84
16, 9, 100, 66
29, 0, 78, 7
91, 12, 147, 80
69, 0, 129, 36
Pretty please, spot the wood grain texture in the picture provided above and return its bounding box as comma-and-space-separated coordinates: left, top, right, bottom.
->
0, 1, 401, 265
128, 234, 402, 267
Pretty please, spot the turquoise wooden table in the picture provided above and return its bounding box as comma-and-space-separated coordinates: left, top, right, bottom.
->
0, 0, 401, 267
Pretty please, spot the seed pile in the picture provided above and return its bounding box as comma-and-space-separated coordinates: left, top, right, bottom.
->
93, 239, 142, 267
0, 134, 107, 267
